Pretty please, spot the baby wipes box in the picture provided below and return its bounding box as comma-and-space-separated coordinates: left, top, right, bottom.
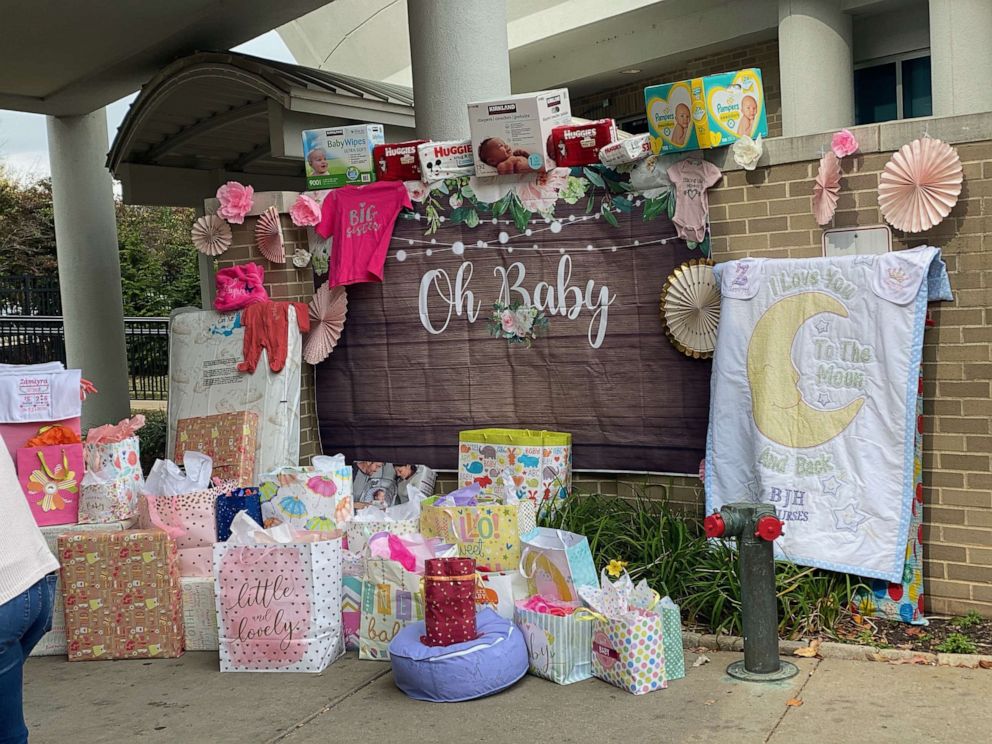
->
645, 68, 766, 154
468, 89, 571, 176
303, 123, 385, 189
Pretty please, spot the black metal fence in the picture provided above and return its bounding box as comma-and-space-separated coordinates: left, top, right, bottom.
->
0, 316, 170, 401
0, 275, 62, 316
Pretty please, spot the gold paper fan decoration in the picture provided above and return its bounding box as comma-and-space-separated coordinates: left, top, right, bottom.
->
191, 215, 232, 256
255, 206, 286, 263
878, 137, 962, 233
660, 258, 720, 359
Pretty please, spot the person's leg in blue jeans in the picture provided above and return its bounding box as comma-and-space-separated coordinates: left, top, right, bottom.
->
0, 575, 56, 744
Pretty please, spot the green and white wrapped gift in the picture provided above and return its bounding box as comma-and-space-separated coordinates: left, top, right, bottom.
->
659, 596, 685, 680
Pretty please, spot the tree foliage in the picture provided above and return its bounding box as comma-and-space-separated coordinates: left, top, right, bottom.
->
0, 168, 201, 316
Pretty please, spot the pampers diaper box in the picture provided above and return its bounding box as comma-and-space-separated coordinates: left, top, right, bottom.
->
645, 68, 767, 154
302, 123, 385, 189
467, 89, 571, 176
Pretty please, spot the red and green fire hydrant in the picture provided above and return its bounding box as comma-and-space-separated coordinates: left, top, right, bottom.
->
704, 502, 799, 682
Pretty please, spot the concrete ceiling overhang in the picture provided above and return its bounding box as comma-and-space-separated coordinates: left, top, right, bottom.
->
108, 51, 415, 206
0, 0, 336, 116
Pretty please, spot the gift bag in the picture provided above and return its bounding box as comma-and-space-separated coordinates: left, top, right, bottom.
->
216, 487, 262, 542
476, 570, 528, 620
519, 528, 599, 603
17, 444, 84, 526
659, 596, 685, 681
359, 558, 424, 661
458, 428, 571, 508
580, 572, 666, 695
342, 574, 364, 652
514, 600, 596, 685
84, 434, 144, 487
214, 532, 344, 672
422, 558, 478, 647
420, 499, 536, 572
175, 411, 258, 486
79, 470, 140, 523
259, 455, 353, 531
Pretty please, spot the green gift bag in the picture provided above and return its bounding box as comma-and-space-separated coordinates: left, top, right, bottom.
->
458, 428, 571, 509
659, 596, 685, 680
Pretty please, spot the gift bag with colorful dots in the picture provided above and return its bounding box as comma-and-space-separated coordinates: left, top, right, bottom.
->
591, 608, 667, 695
213, 536, 344, 672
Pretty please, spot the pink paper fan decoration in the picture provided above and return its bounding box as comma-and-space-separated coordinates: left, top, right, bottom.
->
190, 215, 232, 256
812, 151, 841, 226
831, 129, 859, 158
255, 206, 286, 263
878, 137, 962, 233
303, 282, 347, 365
215, 181, 254, 224
290, 194, 322, 227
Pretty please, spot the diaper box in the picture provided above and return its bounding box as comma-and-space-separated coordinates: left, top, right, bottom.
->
547, 119, 617, 167
645, 68, 767, 154
303, 123, 385, 189
467, 89, 571, 176
373, 139, 428, 182
418, 139, 476, 182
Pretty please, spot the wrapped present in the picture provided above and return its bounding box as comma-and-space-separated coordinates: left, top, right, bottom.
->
181, 576, 219, 651
422, 558, 478, 647
514, 597, 596, 685
519, 528, 599, 603
30, 520, 134, 657
420, 498, 536, 572
59, 528, 185, 661
17, 443, 84, 526
175, 411, 258, 486
259, 454, 353, 532
458, 428, 571, 509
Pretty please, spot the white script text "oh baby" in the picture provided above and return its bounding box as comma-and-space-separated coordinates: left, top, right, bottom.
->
418, 255, 616, 348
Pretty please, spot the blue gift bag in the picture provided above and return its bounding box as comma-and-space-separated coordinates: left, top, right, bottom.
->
216, 487, 262, 542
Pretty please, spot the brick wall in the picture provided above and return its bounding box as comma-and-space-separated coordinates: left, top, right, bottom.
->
701, 120, 992, 617
572, 39, 782, 137
212, 195, 321, 464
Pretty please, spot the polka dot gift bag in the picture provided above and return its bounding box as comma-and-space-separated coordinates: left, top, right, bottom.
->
213, 513, 344, 672
579, 570, 667, 695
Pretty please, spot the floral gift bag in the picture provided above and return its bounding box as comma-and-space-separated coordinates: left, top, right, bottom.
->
458, 429, 571, 508
17, 444, 84, 527
79, 470, 140, 523
259, 455, 354, 531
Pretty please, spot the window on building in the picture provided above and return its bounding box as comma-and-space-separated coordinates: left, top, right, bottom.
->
854, 53, 932, 125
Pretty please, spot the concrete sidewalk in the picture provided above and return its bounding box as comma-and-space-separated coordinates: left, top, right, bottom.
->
24, 651, 990, 743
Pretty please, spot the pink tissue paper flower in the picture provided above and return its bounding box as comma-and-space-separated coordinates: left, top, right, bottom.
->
831, 129, 859, 158
289, 194, 322, 227
216, 181, 254, 224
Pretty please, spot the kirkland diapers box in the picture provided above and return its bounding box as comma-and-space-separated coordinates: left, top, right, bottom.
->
303, 124, 385, 189
468, 89, 571, 176
645, 68, 767, 154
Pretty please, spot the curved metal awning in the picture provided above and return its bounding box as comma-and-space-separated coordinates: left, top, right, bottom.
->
109, 51, 416, 206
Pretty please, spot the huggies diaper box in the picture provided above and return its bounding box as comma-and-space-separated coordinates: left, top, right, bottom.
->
303, 123, 385, 189
467, 89, 572, 176
644, 68, 767, 154
418, 140, 476, 182
547, 119, 617, 167
373, 140, 428, 181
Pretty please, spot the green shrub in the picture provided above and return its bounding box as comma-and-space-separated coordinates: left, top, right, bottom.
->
539, 491, 866, 639
935, 633, 977, 654
134, 409, 167, 474
953, 610, 984, 629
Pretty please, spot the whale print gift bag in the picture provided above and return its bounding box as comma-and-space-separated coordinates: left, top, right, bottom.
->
214, 532, 344, 673
458, 429, 572, 508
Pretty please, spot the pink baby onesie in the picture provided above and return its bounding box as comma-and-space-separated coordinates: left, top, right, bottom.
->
316, 182, 412, 287
666, 158, 723, 243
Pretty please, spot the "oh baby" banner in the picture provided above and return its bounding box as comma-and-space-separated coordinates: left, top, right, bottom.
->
315, 168, 710, 473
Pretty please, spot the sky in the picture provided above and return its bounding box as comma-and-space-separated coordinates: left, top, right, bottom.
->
0, 31, 296, 181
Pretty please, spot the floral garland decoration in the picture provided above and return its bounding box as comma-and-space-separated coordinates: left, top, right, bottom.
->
487, 300, 549, 347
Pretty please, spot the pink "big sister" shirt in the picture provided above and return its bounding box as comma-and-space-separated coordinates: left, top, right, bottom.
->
316, 182, 412, 287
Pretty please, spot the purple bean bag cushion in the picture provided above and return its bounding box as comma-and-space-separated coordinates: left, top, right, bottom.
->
388, 608, 528, 702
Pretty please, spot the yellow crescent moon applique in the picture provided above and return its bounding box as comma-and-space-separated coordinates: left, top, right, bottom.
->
747, 291, 864, 449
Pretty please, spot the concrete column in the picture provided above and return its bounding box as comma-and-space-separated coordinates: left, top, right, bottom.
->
46, 111, 130, 428
929, 0, 992, 117
407, 0, 511, 139
779, 0, 854, 136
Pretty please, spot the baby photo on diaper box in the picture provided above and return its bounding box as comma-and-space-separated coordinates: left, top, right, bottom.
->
468, 89, 571, 176
303, 123, 385, 189
645, 68, 766, 154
